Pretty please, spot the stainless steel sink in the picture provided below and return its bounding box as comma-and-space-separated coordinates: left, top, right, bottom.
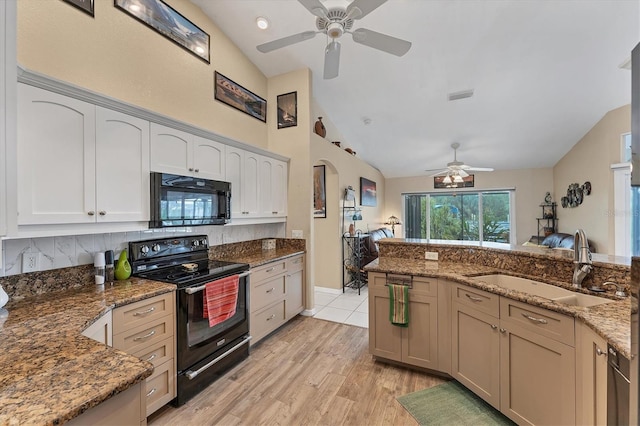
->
470, 274, 613, 307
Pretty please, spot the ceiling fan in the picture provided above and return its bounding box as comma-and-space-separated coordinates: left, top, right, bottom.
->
256, 0, 412, 79
425, 143, 494, 180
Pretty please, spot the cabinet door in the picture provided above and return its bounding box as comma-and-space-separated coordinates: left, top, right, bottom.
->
500, 321, 576, 426
96, 108, 149, 222
452, 302, 500, 409
272, 159, 287, 216
243, 151, 260, 217
225, 147, 243, 218
150, 123, 192, 175
576, 322, 607, 425
401, 293, 438, 369
259, 156, 274, 217
285, 256, 304, 318
368, 286, 403, 362
192, 135, 225, 180
17, 84, 96, 224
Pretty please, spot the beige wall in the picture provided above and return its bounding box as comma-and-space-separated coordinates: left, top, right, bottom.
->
385, 168, 553, 244
17, 0, 268, 149
553, 105, 630, 254
311, 135, 385, 289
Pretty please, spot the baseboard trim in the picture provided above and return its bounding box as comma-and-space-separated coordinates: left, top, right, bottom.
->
314, 286, 342, 295
301, 309, 316, 316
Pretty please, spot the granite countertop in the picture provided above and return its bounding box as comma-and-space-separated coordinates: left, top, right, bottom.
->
0, 278, 175, 425
215, 247, 305, 268
366, 257, 630, 358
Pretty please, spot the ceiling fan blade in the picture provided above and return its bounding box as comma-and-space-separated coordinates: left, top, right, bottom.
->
351, 28, 411, 56
324, 41, 341, 80
257, 31, 317, 53
298, 0, 329, 19
466, 167, 494, 172
427, 170, 449, 177
457, 169, 469, 178
346, 0, 387, 19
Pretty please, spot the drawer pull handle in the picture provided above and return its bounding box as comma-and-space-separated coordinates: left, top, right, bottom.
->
266, 314, 276, 321
266, 288, 275, 293
521, 313, 548, 324
266, 267, 275, 273
596, 347, 606, 356
145, 353, 157, 362
133, 307, 155, 316
146, 388, 157, 398
134, 330, 156, 341
491, 324, 498, 330
465, 294, 483, 302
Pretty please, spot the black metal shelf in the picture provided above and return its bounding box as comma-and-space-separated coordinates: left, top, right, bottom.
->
342, 231, 369, 295
537, 202, 558, 241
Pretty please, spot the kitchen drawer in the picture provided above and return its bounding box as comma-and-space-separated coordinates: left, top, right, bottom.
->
251, 300, 286, 343
285, 255, 304, 273
113, 315, 174, 354
251, 274, 285, 313
251, 260, 286, 284
133, 336, 174, 370
454, 284, 500, 316
500, 298, 575, 346
113, 292, 174, 334
411, 276, 438, 297
145, 359, 176, 416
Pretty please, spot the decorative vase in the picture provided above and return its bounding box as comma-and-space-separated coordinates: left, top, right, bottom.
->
314, 117, 326, 137
0, 285, 8, 309
115, 249, 132, 280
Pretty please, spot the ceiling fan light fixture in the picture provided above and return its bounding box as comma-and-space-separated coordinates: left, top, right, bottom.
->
443, 175, 452, 184
255, 16, 270, 30
327, 22, 344, 39
453, 174, 464, 183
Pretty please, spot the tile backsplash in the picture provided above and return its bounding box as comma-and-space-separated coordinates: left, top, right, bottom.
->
1, 223, 286, 277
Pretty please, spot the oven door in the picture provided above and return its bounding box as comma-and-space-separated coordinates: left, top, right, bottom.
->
176, 271, 249, 371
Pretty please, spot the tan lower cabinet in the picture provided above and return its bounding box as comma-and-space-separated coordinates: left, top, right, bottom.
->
67, 381, 145, 426
368, 272, 439, 370
113, 292, 176, 418
576, 322, 608, 425
250, 254, 305, 345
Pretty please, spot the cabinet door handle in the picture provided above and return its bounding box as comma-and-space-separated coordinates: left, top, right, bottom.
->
500, 328, 507, 334
98, 211, 106, 216
265, 267, 274, 273
133, 306, 155, 316
145, 353, 157, 363
521, 313, 548, 324
194, 169, 199, 172
272, 211, 278, 214
596, 347, 606, 356
266, 314, 276, 321
189, 168, 194, 171
133, 329, 156, 341
491, 324, 498, 329
266, 287, 275, 293
146, 388, 157, 398
87, 211, 95, 216
465, 293, 483, 302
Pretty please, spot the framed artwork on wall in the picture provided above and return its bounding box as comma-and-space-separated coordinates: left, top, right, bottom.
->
277, 91, 297, 129
313, 165, 326, 218
214, 71, 267, 122
360, 177, 377, 207
62, 0, 94, 16
115, 0, 210, 63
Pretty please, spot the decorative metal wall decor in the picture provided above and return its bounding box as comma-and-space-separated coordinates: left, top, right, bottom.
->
561, 181, 591, 208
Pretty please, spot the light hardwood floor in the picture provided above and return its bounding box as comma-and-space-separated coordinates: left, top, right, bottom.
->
148, 317, 448, 425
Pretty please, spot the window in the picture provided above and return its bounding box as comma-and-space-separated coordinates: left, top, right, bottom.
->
404, 190, 513, 244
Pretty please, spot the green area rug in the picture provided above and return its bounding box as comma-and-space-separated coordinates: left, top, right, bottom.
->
397, 381, 516, 426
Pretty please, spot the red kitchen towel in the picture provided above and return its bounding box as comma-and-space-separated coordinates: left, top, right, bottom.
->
203, 274, 239, 327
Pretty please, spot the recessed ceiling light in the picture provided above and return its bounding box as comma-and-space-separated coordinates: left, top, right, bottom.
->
256, 17, 269, 30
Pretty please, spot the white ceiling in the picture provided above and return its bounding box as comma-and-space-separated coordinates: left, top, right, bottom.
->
192, 0, 639, 178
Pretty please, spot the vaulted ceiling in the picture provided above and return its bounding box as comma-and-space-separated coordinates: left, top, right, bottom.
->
193, 0, 638, 178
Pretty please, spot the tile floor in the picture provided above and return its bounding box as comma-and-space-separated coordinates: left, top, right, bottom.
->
313, 286, 368, 328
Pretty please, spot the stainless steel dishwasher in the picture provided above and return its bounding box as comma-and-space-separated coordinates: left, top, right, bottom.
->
608, 344, 630, 425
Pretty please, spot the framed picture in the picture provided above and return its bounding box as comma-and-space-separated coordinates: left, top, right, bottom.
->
313, 165, 326, 218
214, 71, 267, 122
434, 174, 475, 189
63, 0, 94, 16
360, 177, 377, 207
115, 0, 210, 63
277, 92, 297, 129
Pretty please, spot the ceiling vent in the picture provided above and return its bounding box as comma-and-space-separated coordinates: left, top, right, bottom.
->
448, 89, 474, 101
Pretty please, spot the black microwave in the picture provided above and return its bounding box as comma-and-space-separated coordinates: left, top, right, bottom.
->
150, 172, 231, 228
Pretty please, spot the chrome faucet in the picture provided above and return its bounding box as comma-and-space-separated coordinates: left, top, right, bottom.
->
572, 229, 592, 288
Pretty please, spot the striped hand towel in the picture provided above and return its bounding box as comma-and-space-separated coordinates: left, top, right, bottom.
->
203, 274, 239, 327
388, 283, 409, 327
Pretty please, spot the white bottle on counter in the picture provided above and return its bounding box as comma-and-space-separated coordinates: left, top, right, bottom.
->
94, 252, 106, 285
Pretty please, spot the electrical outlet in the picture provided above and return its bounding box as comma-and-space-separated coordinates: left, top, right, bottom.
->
424, 251, 439, 261
292, 230, 303, 238
22, 253, 40, 273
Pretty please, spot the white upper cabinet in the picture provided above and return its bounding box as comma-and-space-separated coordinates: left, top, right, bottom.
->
17, 84, 150, 226
150, 123, 225, 181
95, 107, 149, 222
226, 146, 260, 219
18, 84, 97, 225
259, 157, 287, 217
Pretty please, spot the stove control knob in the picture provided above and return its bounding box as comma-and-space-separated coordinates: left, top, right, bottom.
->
152, 244, 161, 252
200, 238, 208, 247
192, 240, 200, 247
140, 245, 150, 255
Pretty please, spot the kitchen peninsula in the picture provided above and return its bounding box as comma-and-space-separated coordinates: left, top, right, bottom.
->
365, 238, 630, 425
